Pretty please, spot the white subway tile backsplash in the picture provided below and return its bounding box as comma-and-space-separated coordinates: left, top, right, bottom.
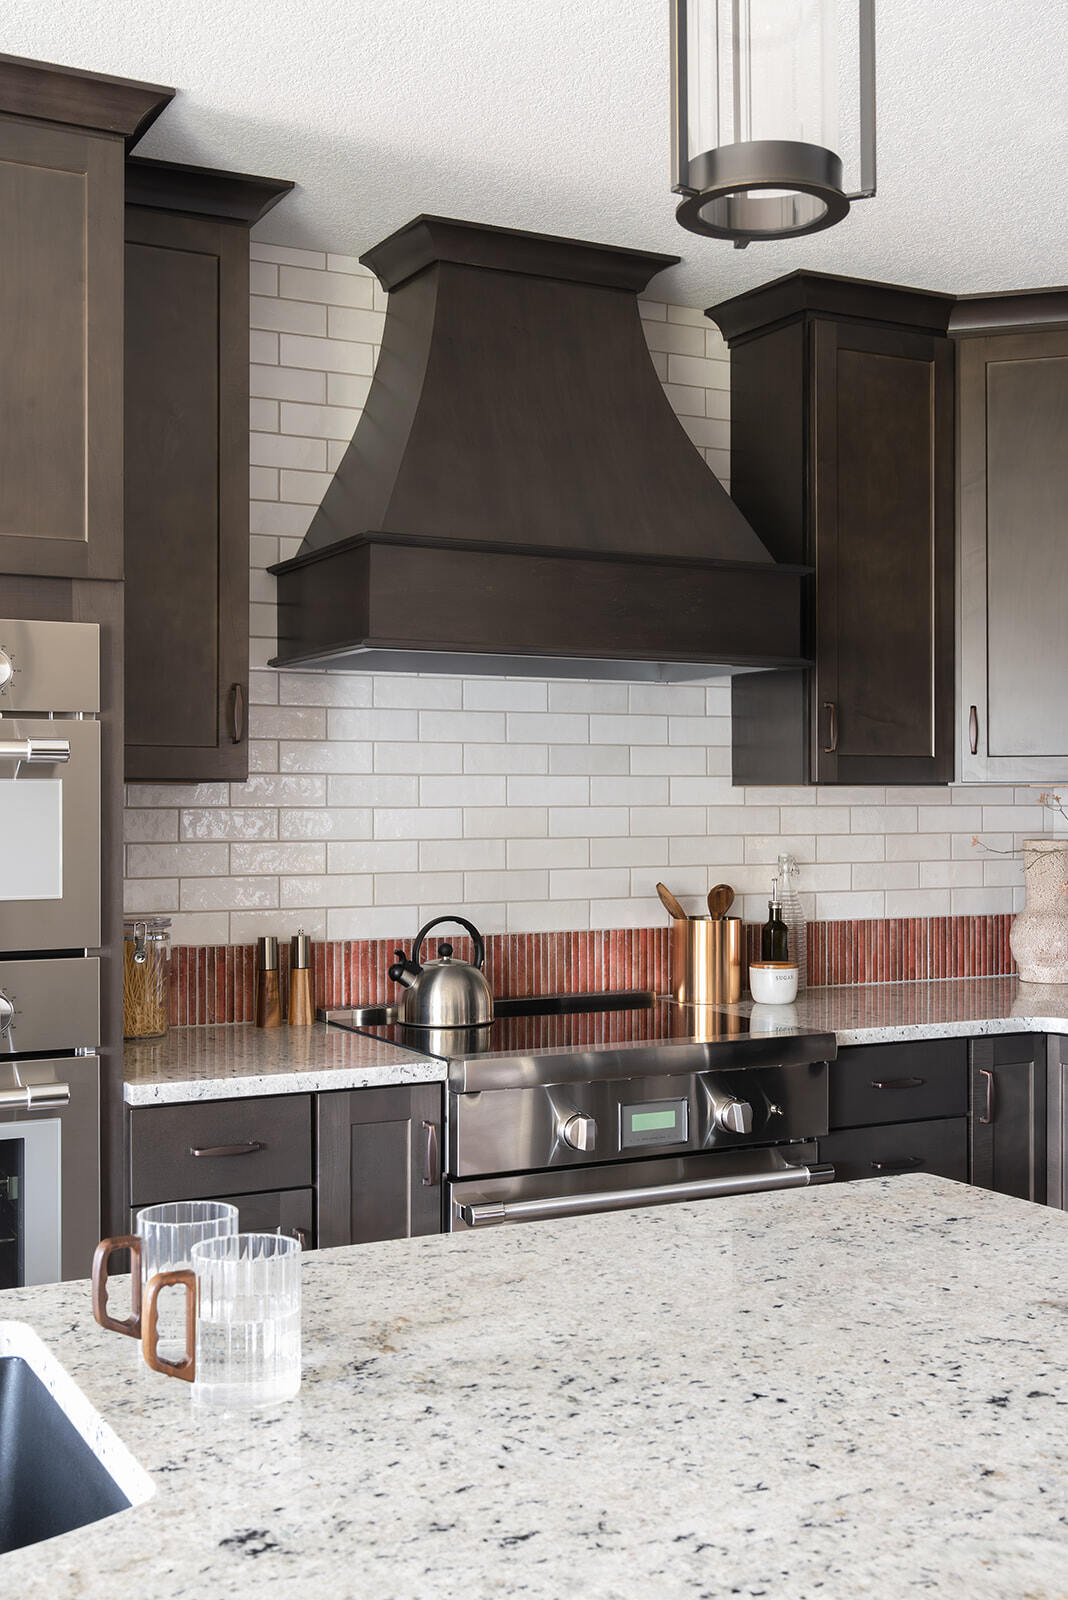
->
282, 873, 372, 907
329, 840, 420, 873
507, 837, 589, 870
280, 807, 371, 840
231, 843, 325, 875
125, 243, 1050, 941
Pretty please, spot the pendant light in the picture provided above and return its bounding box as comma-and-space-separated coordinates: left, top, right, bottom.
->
670, 0, 876, 249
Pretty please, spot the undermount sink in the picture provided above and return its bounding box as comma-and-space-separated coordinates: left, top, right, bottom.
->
0, 1321, 152, 1555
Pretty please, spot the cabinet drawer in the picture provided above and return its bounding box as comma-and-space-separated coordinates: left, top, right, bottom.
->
821, 1117, 968, 1184
129, 1095, 313, 1204
830, 1041, 968, 1129
129, 1187, 315, 1248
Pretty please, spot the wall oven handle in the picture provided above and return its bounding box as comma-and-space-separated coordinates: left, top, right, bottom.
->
458, 1162, 836, 1228
0, 1082, 70, 1110
0, 738, 71, 765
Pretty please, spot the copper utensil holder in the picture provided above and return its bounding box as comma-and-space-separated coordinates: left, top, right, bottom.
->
671, 917, 744, 1006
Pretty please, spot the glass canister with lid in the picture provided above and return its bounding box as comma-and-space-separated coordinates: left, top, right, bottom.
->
123, 916, 172, 1039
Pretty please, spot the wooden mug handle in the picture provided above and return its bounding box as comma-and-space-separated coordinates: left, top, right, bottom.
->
142, 1269, 197, 1383
91, 1235, 142, 1337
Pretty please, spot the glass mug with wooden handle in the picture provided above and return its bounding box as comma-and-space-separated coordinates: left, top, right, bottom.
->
143, 1232, 302, 1408
92, 1201, 239, 1356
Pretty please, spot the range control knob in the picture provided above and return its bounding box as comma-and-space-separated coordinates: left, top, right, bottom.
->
561, 1113, 597, 1152
0, 649, 12, 692
713, 1097, 753, 1135
0, 992, 13, 1034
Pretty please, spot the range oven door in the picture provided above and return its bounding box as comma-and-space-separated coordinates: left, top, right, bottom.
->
449, 1143, 834, 1230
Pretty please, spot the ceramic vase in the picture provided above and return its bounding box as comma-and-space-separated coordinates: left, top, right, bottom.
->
1009, 838, 1068, 983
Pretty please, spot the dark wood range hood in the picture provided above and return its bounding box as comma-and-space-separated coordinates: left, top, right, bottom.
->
270, 215, 808, 681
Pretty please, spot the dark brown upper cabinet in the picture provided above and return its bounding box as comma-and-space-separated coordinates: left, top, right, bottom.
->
953, 292, 1068, 784
0, 55, 173, 581
123, 159, 291, 782
708, 272, 956, 787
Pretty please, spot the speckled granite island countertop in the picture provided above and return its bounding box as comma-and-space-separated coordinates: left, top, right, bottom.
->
737, 974, 1068, 1046
124, 1023, 444, 1105
4, 1174, 1068, 1599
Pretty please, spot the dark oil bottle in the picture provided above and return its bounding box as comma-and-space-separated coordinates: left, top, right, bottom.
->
761, 899, 789, 962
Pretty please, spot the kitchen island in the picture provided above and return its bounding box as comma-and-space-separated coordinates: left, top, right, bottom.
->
2, 1174, 1067, 1598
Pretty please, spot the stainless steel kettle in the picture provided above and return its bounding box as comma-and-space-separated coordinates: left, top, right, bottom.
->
387, 916, 494, 1029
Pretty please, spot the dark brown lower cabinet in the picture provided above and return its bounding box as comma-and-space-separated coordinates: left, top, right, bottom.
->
969, 1037, 1046, 1203
317, 1085, 443, 1247
823, 1039, 969, 1185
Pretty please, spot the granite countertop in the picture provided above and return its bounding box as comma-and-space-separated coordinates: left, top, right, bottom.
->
123, 1023, 444, 1105
125, 978, 1068, 1107
738, 974, 1068, 1046
3, 1174, 1068, 1598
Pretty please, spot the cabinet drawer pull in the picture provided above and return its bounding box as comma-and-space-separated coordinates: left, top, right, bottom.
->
978, 1067, 995, 1125
870, 1156, 924, 1173
870, 1076, 925, 1091
823, 701, 839, 754
422, 1121, 439, 1187
188, 1141, 265, 1158
968, 704, 979, 756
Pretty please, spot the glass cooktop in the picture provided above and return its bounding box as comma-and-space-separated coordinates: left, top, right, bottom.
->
325, 989, 753, 1060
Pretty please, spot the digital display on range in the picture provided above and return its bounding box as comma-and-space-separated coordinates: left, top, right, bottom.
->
620, 1098, 688, 1148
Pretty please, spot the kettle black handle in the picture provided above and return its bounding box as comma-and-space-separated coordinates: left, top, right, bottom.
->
412, 916, 486, 971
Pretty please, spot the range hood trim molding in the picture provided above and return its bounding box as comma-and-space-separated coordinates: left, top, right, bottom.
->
269, 530, 813, 581
360, 213, 681, 296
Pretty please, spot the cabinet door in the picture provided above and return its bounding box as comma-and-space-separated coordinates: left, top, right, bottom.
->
969, 1037, 1046, 1203
959, 330, 1068, 782
812, 321, 955, 785
123, 207, 249, 781
0, 120, 123, 580
317, 1085, 443, 1247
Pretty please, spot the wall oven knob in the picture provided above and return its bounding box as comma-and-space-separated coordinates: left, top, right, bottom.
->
0, 649, 12, 691
561, 1113, 596, 1152
0, 992, 12, 1034
713, 1097, 753, 1135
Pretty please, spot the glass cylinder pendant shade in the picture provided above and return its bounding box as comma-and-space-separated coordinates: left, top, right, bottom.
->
671, 0, 875, 247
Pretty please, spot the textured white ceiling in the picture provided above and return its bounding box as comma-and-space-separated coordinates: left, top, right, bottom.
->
6, 0, 1067, 305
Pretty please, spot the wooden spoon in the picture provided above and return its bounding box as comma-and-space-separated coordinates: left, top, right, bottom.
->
656, 883, 689, 921
708, 883, 735, 919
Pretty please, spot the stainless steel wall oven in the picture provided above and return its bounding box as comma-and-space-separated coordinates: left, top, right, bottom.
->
0, 619, 102, 1285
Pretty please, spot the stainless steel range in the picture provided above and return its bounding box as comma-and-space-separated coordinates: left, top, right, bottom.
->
326, 991, 837, 1232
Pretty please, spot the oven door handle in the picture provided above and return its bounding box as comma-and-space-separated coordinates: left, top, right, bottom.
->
0, 1082, 71, 1110
457, 1161, 836, 1228
0, 738, 72, 765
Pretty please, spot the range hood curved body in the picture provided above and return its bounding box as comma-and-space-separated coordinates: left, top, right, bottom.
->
271, 216, 807, 680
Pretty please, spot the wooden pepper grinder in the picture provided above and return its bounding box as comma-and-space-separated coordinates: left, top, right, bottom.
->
287, 928, 314, 1026
255, 935, 283, 1028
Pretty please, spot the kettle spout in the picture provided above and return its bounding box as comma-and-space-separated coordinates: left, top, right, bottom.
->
387, 949, 421, 989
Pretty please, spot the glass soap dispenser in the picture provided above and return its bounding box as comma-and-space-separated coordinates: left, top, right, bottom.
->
776, 853, 807, 990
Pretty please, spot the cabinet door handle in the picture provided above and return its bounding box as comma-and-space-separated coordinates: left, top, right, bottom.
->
422, 1121, 439, 1187
870, 1156, 924, 1173
188, 1140, 265, 1158
823, 701, 838, 754
968, 704, 979, 756
978, 1067, 995, 1124
231, 682, 246, 745
870, 1077, 925, 1091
